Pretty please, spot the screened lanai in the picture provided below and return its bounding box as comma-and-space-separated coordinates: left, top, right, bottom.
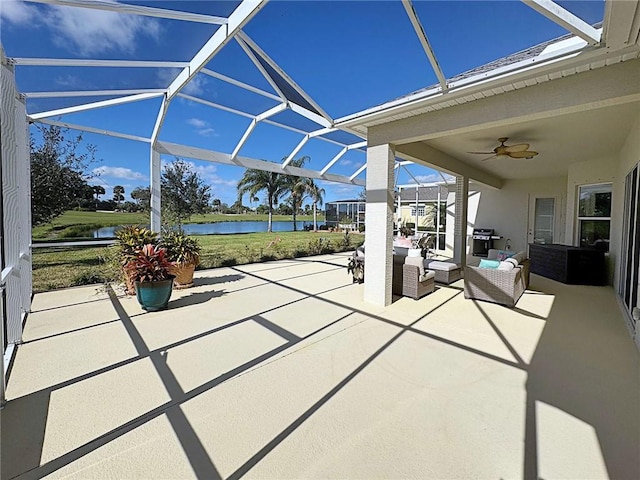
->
1, 0, 638, 408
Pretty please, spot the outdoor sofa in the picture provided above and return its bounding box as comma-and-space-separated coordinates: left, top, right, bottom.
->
464, 249, 530, 308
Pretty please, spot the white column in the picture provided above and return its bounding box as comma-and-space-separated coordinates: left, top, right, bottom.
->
453, 175, 469, 266
364, 144, 395, 306
150, 148, 161, 232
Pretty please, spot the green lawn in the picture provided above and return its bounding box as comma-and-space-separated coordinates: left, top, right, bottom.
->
32, 210, 326, 240
32, 231, 361, 292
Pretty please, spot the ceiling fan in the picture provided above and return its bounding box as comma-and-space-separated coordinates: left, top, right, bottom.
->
469, 137, 539, 161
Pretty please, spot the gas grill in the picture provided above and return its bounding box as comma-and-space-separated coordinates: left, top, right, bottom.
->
472, 228, 497, 257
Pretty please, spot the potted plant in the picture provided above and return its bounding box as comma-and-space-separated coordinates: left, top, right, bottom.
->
125, 243, 175, 311
161, 228, 201, 289
114, 225, 158, 294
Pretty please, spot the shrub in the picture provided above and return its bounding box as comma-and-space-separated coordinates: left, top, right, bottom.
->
161, 228, 201, 265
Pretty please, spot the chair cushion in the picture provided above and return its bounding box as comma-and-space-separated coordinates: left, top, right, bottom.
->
427, 260, 459, 271
405, 255, 425, 277
420, 270, 436, 282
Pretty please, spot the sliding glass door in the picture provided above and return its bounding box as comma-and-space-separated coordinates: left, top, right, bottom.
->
619, 163, 640, 333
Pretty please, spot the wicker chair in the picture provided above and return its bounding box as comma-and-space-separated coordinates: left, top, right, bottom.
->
464, 258, 530, 308
402, 264, 435, 299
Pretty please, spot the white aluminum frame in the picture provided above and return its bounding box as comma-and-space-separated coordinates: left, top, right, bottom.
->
402, 0, 447, 91
29, 92, 164, 120
25, 0, 228, 25
522, 0, 601, 45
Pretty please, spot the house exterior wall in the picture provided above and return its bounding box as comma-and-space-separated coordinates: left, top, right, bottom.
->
465, 176, 567, 255
566, 156, 618, 282
613, 113, 640, 289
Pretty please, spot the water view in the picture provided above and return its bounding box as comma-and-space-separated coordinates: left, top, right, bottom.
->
93, 220, 325, 238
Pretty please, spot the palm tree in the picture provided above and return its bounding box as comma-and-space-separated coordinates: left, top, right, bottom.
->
237, 167, 289, 233
304, 179, 325, 231
284, 156, 309, 232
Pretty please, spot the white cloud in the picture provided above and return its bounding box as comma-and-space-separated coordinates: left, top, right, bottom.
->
93, 166, 147, 181
182, 74, 209, 96
186, 118, 217, 137
187, 118, 207, 128
0, 1, 37, 24
157, 68, 181, 88
55, 74, 82, 88
339, 159, 353, 166
414, 173, 454, 184
41, 3, 161, 56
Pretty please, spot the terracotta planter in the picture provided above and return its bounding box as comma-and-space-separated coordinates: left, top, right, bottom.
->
169, 262, 197, 289
122, 266, 136, 295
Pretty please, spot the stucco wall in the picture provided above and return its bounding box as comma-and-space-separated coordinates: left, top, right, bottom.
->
467, 176, 567, 255
612, 114, 640, 294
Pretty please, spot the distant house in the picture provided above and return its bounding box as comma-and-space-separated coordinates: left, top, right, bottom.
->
325, 199, 365, 230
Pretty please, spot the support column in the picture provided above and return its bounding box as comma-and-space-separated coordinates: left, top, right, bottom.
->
150, 148, 161, 232
453, 175, 469, 267
364, 144, 395, 306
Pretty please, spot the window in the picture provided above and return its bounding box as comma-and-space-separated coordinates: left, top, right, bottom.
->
411, 207, 425, 216
578, 183, 612, 252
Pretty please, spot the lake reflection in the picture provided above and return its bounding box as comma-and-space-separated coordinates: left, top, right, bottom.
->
93, 220, 323, 238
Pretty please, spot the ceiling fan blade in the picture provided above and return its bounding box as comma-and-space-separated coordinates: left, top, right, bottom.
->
504, 143, 530, 153
508, 150, 539, 158
468, 151, 495, 154
481, 155, 497, 162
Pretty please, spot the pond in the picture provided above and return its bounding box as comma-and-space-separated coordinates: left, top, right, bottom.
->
93, 220, 325, 238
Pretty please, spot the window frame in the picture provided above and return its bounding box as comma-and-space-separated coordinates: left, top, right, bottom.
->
577, 182, 612, 252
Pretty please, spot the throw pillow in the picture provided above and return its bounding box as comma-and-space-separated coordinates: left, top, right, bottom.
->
505, 257, 520, 267
497, 261, 515, 271
479, 259, 500, 269
496, 250, 515, 261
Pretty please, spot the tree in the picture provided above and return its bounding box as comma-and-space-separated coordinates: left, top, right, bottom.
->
237, 164, 289, 233
92, 185, 105, 199
161, 158, 211, 224
131, 186, 151, 213
30, 125, 97, 225
304, 179, 325, 231
358, 187, 366, 201
113, 185, 125, 206
283, 156, 309, 232
211, 198, 222, 213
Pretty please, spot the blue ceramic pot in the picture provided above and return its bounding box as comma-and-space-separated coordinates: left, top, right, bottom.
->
135, 277, 174, 311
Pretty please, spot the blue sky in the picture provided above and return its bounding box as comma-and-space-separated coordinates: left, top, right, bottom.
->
1, 0, 604, 207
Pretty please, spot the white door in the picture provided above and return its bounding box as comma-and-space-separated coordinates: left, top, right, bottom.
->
528, 195, 559, 245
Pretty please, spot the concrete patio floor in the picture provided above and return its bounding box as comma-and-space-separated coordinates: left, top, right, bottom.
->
2, 252, 638, 479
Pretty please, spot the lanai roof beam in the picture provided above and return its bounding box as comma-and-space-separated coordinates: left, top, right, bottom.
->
23, 89, 165, 99
29, 92, 164, 120
200, 68, 281, 102
521, 0, 601, 45
236, 31, 334, 124
12, 58, 190, 68
25, 0, 228, 25
401, 0, 447, 92
166, 1, 267, 101
33, 118, 151, 143
231, 103, 287, 160
350, 164, 367, 181
156, 141, 366, 186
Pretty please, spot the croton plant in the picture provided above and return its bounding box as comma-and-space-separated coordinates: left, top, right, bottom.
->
125, 244, 174, 283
